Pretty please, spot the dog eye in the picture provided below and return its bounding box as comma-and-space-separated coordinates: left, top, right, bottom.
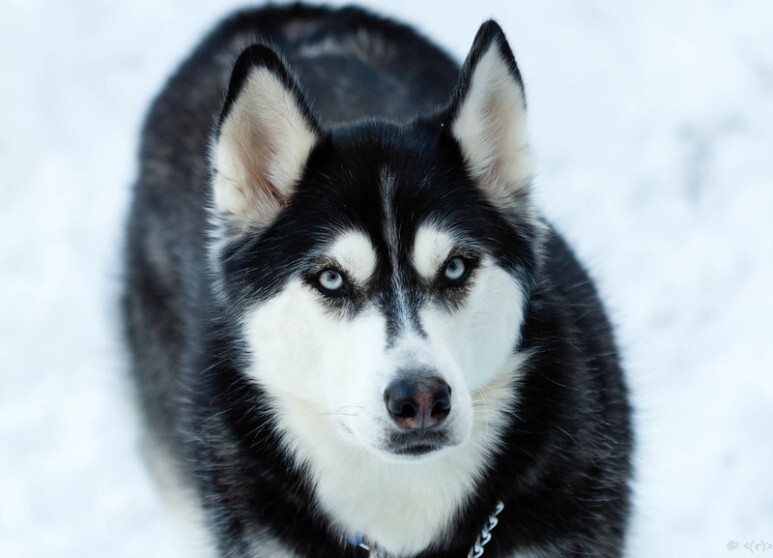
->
443, 256, 468, 284
317, 268, 345, 294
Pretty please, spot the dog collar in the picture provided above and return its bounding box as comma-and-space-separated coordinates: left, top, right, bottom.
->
352, 500, 504, 558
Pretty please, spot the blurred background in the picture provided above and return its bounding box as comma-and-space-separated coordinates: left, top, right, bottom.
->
1, 1, 771, 556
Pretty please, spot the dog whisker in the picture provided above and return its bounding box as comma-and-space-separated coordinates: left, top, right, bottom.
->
322, 405, 365, 418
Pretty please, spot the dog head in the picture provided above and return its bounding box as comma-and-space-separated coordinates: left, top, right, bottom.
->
209, 22, 541, 461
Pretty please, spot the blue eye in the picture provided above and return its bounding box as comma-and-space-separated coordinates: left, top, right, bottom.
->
317, 269, 344, 293
443, 257, 467, 282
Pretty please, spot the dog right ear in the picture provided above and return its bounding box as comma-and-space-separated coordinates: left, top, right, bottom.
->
211, 45, 320, 229
445, 21, 533, 208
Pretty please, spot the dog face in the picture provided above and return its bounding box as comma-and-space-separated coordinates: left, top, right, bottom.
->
209, 23, 541, 461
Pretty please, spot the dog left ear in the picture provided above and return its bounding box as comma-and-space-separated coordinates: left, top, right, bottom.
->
448, 21, 533, 205
211, 44, 320, 229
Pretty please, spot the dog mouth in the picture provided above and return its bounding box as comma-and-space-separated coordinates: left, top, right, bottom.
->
385, 429, 452, 457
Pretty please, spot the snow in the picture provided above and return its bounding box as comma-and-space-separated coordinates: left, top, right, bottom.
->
1, 1, 772, 556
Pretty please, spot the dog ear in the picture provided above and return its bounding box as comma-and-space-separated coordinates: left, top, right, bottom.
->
448, 21, 533, 206
211, 44, 320, 228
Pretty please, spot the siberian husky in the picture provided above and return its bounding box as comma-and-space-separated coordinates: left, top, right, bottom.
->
123, 5, 633, 557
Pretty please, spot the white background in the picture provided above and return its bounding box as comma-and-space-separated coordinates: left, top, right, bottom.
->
1, 1, 772, 556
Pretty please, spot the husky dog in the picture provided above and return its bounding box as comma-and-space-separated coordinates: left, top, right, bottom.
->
124, 4, 632, 557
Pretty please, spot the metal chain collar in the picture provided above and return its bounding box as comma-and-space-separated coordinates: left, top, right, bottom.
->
467, 501, 505, 558
356, 500, 504, 558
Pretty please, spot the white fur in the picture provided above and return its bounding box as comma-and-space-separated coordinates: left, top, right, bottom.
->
240, 223, 529, 556
326, 230, 377, 285
412, 224, 457, 280
212, 67, 317, 228
452, 43, 533, 205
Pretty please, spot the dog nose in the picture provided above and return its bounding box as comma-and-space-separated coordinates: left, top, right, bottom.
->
384, 376, 451, 430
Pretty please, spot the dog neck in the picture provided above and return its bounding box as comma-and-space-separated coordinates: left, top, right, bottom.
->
352, 500, 505, 558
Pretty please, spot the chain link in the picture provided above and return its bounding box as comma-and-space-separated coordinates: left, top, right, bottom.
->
467, 501, 504, 558
358, 500, 504, 558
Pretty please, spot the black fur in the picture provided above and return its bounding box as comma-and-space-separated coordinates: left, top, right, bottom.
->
449, 20, 526, 112
124, 4, 632, 557
219, 43, 321, 133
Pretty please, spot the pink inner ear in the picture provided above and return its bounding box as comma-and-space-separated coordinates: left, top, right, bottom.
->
211, 67, 318, 228
450, 44, 532, 203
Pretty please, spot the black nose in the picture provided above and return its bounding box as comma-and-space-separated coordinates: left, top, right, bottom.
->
384, 376, 451, 430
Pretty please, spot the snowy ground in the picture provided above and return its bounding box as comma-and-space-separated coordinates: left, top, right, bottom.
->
1, 1, 772, 556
